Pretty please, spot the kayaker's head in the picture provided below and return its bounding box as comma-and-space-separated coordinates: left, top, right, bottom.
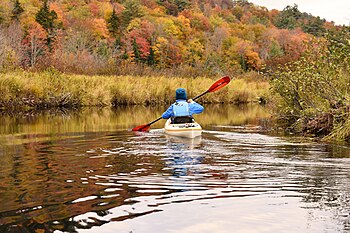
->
175, 88, 187, 100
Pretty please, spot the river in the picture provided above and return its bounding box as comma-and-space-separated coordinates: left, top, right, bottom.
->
0, 105, 349, 233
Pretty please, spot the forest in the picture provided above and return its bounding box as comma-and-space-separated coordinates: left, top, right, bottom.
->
0, 0, 338, 76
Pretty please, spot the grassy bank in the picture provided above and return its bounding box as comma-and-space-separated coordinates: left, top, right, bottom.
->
0, 70, 269, 110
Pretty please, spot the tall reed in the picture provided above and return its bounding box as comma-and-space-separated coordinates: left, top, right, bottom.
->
0, 69, 269, 109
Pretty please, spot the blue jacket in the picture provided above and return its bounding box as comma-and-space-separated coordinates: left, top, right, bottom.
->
162, 99, 204, 119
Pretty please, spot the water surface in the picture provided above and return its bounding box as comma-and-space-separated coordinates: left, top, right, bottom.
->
0, 105, 349, 233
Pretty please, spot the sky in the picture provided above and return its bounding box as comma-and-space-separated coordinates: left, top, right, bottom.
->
249, 0, 350, 25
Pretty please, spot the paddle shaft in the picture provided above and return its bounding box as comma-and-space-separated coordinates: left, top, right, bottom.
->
148, 116, 163, 126
193, 91, 209, 101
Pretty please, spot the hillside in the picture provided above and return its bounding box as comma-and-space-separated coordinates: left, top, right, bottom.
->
0, 0, 340, 76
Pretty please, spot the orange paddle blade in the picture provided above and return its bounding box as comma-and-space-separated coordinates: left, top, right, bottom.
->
207, 76, 231, 92
132, 124, 151, 132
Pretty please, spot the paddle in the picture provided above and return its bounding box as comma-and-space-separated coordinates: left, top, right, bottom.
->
132, 76, 231, 132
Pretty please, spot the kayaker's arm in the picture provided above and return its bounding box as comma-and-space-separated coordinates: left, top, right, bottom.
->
189, 102, 204, 115
162, 105, 174, 119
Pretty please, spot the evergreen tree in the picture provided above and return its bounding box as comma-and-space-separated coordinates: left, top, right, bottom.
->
122, 0, 143, 28
35, 0, 58, 31
11, 0, 24, 21
107, 9, 120, 36
0, 6, 5, 24
35, 0, 60, 49
302, 16, 326, 37
240, 54, 247, 71
275, 4, 302, 30
132, 38, 141, 62
147, 47, 155, 66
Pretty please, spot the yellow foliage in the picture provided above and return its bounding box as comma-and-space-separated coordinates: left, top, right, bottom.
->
97, 1, 113, 19
156, 17, 182, 38
153, 36, 169, 64
209, 15, 227, 28
245, 51, 262, 70
126, 18, 142, 32
185, 38, 204, 64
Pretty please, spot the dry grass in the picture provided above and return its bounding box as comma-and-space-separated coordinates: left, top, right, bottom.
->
0, 70, 269, 109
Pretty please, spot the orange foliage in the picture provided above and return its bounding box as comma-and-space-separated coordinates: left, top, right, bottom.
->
92, 18, 109, 39
245, 51, 262, 70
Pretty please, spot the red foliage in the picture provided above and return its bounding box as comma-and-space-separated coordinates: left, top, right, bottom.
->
89, 2, 99, 17
22, 23, 48, 68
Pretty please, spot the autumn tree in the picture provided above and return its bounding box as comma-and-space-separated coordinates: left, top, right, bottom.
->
11, 0, 24, 21
0, 23, 24, 70
22, 23, 48, 67
157, 0, 190, 16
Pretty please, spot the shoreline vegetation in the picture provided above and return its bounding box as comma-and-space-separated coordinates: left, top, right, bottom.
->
270, 29, 350, 142
0, 70, 269, 110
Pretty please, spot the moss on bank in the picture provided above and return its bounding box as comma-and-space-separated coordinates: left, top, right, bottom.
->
0, 70, 269, 110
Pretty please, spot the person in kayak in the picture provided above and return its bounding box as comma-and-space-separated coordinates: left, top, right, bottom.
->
162, 88, 204, 124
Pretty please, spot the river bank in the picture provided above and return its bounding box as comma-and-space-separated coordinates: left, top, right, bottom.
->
0, 70, 269, 110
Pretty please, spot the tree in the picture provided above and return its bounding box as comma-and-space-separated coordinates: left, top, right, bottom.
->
275, 4, 301, 30
185, 38, 204, 66
0, 23, 24, 70
107, 8, 120, 37
157, 0, 190, 16
22, 23, 48, 67
121, 0, 143, 29
35, 0, 61, 49
302, 16, 326, 37
11, 0, 24, 21
132, 37, 141, 62
0, 6, 5, 24
275, 4, 326, 36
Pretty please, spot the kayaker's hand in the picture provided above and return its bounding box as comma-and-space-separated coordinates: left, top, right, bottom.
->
187, 99, 193, 103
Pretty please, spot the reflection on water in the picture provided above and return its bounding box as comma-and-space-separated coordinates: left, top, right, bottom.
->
0, 105, 350, 233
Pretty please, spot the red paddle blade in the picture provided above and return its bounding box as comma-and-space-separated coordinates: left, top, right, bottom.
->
132, 124, 151, 132
207, 76, 231, 93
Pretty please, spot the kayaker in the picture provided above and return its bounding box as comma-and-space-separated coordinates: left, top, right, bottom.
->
162, 88, 204, 123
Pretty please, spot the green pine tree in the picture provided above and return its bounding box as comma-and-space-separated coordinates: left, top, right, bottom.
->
132, 38, 141, 62
122, 0, 143, 28
147, 47, 155, 66
107, 9, 120, 36
35, 0, 60, 49
11, 0, 24, 21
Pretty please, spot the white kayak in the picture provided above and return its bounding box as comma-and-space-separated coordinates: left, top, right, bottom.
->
164, 118, 202, 138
